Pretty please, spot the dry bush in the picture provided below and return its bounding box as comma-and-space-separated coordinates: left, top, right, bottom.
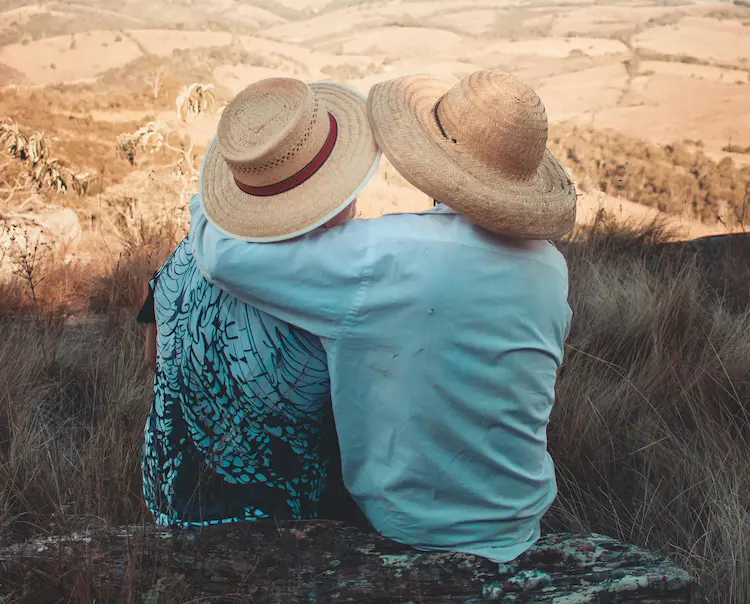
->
0, 213, 181, 545
549, 124, 750, 227
0, 90, 143, 196
0, 199, 182, 318
89, 209, 185, 313
0, 119, 94, 195
0, 218, 748, 603
175, 83, 216, 123
0, 223, 98, 319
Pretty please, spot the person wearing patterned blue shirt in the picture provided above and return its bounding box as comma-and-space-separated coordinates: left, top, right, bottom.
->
135, 77, 380, 526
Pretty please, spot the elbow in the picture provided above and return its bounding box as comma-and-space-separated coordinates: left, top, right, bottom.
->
194, 247, 219, 284
199, 258, 216, 283
189, 220, 220, 284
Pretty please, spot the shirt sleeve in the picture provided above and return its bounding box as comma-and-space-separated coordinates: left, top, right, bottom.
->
188, 194, 373, 340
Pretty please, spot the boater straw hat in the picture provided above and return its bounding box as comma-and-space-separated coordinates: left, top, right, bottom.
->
200, 78, 380, 242
367, 70, 577, 239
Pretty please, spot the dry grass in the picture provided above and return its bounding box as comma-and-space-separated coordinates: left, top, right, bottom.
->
548, 216, 750, 604
0, 216, 748, 602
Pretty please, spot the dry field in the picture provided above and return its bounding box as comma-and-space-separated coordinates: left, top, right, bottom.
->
0, 0, 748, 257
0, 0, 748, 253
0, 0, 749, 602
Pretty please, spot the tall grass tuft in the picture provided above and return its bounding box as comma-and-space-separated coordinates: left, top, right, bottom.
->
547, 217, 750, 604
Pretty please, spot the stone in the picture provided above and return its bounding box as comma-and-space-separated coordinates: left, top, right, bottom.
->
0, 521, 705, 603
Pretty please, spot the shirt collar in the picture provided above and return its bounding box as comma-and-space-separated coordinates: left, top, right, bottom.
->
383, 202, 459, 218
426, 202, 458, 215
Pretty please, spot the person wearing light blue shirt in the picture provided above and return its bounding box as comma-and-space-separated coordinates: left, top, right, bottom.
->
189, 72, 577, 563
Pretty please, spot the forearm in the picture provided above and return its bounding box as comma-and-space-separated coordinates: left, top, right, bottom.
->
189, 195, 370, 339
145, 323, 157, 368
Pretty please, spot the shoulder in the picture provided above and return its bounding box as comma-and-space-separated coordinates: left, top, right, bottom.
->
527, 239, 569, 283
373, 212, 570, 281
153, 237, 195, 293
468, 224, 569, 282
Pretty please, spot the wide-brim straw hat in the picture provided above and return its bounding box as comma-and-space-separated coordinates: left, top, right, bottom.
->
200, 78, 380, 242
367, 70, 577, 239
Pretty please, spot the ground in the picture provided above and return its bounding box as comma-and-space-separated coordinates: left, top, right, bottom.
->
0, 0, 749, 264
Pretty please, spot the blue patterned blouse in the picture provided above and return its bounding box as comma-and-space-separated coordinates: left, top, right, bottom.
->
138, 237, 333, 526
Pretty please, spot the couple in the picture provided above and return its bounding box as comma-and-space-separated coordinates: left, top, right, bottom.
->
137, 70, 576, 563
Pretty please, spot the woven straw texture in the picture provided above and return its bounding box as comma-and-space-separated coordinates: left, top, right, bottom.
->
367, 70, 577, 239
202, 78, 379, 241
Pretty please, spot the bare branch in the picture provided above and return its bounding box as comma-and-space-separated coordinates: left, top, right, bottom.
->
1, 177, 21, 204
146, 68, 164, 100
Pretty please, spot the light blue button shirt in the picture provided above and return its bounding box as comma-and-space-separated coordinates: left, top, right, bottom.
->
189, 194, 572, 563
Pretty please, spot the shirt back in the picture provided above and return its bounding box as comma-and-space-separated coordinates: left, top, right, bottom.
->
328, 208, 571, 562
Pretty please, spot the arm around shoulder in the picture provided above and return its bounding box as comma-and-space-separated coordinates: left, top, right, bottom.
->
188, 194, 373, 340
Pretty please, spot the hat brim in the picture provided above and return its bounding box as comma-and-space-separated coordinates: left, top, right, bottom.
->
200, 81, 381, 242
367, 74, 577, 239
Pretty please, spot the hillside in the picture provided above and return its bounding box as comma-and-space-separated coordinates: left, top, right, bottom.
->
0, 0, 749, 265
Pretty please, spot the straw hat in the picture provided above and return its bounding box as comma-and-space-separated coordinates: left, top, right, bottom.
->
367, 70, 577, 239
200, 78, 380, 242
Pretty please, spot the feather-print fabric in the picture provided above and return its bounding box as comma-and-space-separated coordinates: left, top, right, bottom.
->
142, 238, 332, 526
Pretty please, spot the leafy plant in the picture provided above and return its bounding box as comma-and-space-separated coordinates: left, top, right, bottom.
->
175, 82, 216, 123
116, 121, 168, 166
116, 121, 197, 183
0, 120, 50, 164
0, 119, 93, 194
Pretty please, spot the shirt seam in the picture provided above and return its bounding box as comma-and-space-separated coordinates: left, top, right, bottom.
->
370, 234, 569, 283
334, 226, 374, 341
359, 215, 567, 281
